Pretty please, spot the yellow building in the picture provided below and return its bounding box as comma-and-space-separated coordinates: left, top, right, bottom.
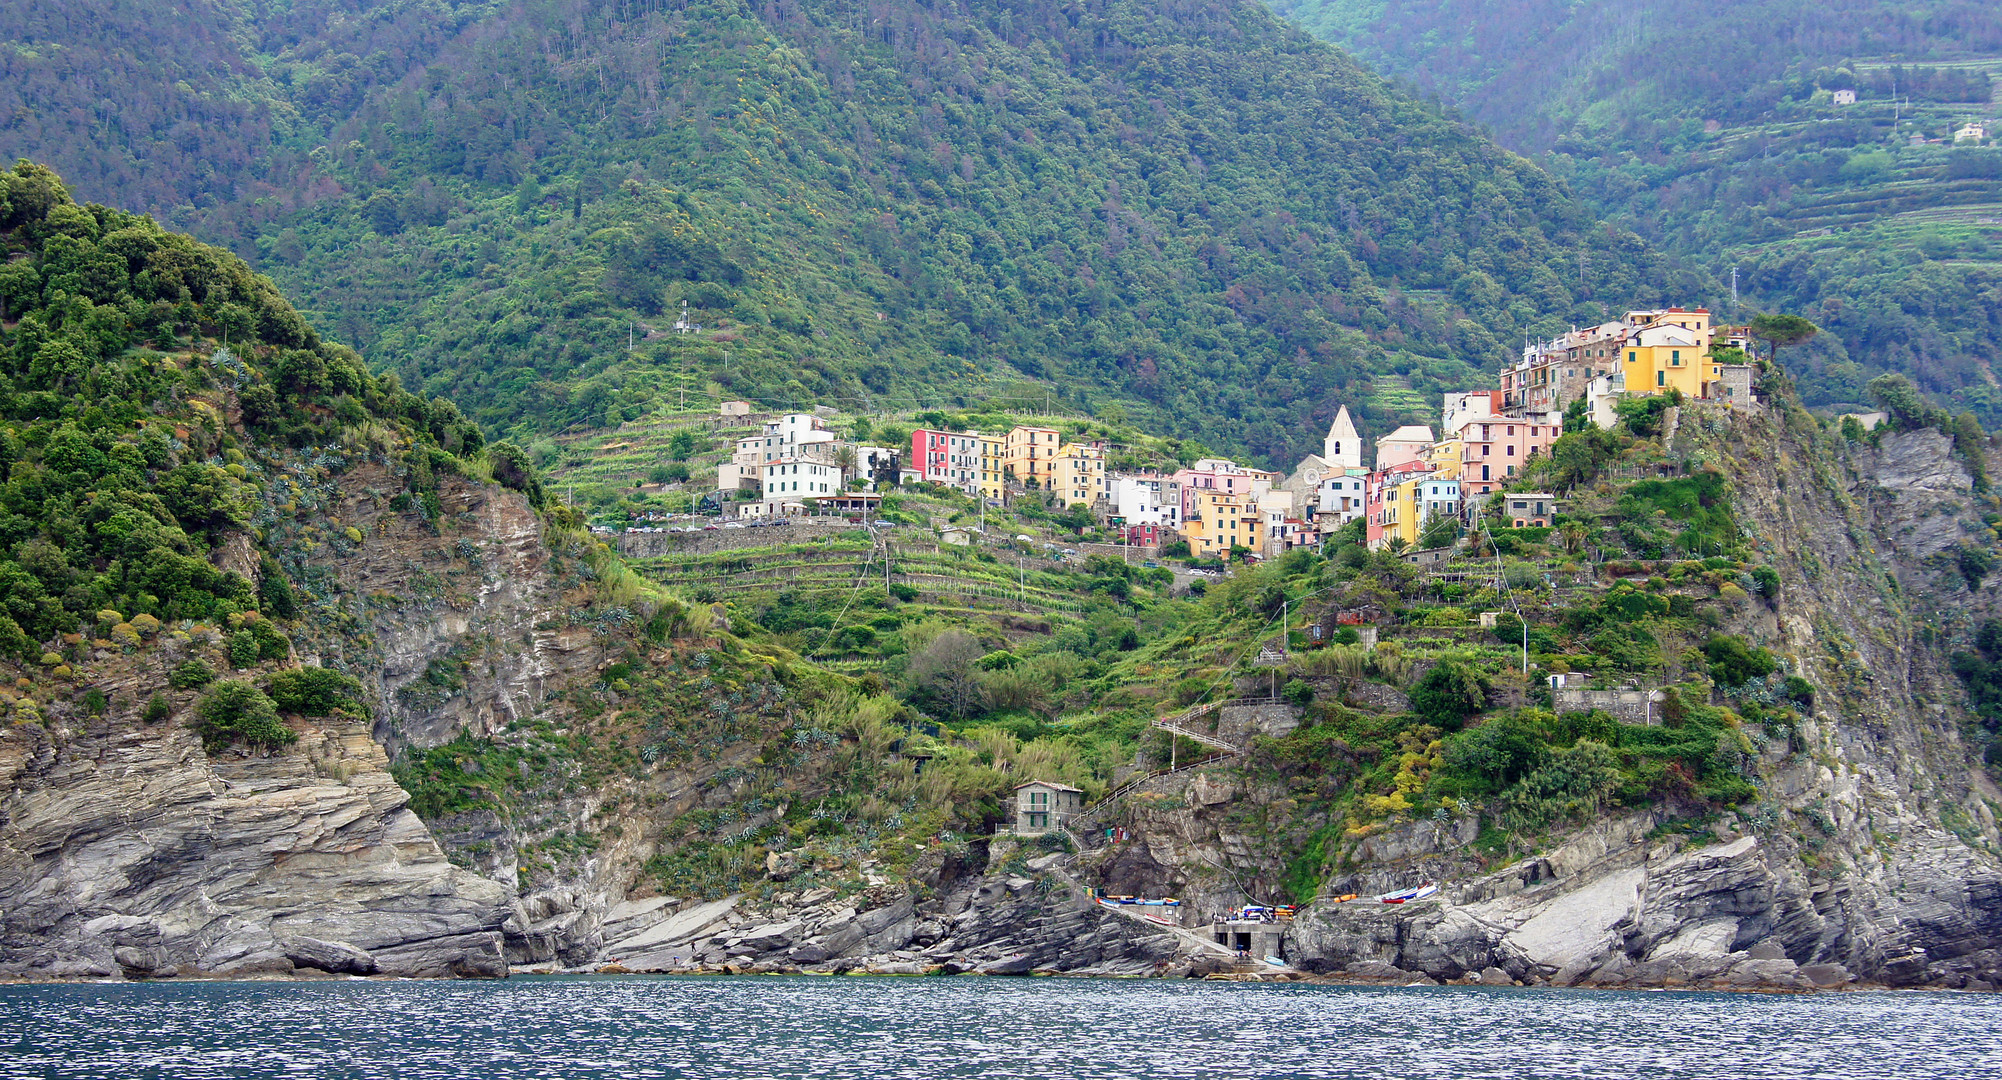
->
1004, 425, 1061, 488
1050, 442, 1107, 507
1379, 476, 1423, 550
1185, 489, 1262, 558
975, 433, 1005, 501
1621, 308, 1714, 399
1424, 436, 1464, 480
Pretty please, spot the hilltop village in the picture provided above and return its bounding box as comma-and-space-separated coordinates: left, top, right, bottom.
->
630, 307, 1759, 559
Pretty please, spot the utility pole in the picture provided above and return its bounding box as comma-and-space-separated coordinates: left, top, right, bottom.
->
1731, 266, 1739, 305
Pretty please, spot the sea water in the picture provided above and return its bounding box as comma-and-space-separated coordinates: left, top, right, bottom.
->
2, 975, 1998, 1079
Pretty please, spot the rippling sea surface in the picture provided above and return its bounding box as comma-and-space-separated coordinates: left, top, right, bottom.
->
3, 975, 1999, 1079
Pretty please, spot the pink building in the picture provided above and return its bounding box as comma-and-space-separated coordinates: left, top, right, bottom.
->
1456, 419, 1560, 497
910, 429, 982, 489
1170, 459, 1279, 521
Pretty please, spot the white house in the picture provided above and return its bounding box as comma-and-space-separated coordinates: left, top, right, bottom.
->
759, 459, 841, 504
1441, 391, 1504, 437
1832, 89, 1857, 106
1110, 474, 1183, 528
1417, 478, 1462, 529
1316, 473, 1369, 526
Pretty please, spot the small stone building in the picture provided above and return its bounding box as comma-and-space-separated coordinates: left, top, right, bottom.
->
1012, 781, 1083, 835
1502, 493, 1558, 527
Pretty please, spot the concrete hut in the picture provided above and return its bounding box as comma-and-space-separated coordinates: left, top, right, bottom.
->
1010, 781, 1083, 835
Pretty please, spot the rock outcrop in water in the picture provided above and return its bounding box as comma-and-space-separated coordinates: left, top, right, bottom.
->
1288, 816, 2001, 991
0, 714, 511, 978
586, 842, 1223, 979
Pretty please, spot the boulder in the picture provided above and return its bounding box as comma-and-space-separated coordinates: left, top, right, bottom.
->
978, 952, 1039, 976
281, 937, 379, 976
734, 920, 803, 953
1800, 963, 1853, 988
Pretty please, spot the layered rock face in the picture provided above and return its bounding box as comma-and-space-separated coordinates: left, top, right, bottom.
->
291, 466, 601, 754
0, 715, 511, 978
1289, 814, 2002, 990
588, 843, 1215, 979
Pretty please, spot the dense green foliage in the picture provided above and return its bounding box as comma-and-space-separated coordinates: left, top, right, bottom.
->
193, 678, 294, 751
0, 162, 488, 660
1270, 0, 2002, 422
0, 0, 1693, 463
1951, 620, 2002, 762
268, 666, 368, 717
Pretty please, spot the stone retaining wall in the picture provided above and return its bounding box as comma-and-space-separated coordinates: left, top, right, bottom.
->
1554, 687, 1664, 725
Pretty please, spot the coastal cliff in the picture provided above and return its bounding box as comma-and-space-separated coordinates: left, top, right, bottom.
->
1052, 404, 2002, 990
0, 711, 511, 978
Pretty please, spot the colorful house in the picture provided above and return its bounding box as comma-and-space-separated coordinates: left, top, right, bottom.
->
976, 433, 1005, 500
1500, 493, 1559, 528
1456, 418, 1559, 496
1004, 425, 1062, 488
1185, 489, 1262, 558
1050, 442, 1108, 507
1374, 425, 1435, 469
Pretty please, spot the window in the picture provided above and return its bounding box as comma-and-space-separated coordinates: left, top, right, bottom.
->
1507, 445, 1515, 456
1629, 350, 1638, 363
1657, 370, 1666, 387
1672, 350, 1681, 365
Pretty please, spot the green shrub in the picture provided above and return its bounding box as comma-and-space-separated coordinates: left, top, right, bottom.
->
142, 693, 172, 724
1750, 565, 1781, 598
1409, 656, 1488, 732
1439, 711, 1548, 795
193, 679, 295, 752
169, 659, 216, 689
1281, 678, 1315, 708
248, 619, 291, 659
228, 630, 260, 668
83, 688, 108, 715
268, 666, 368, 716
1704, 633, 1776, 687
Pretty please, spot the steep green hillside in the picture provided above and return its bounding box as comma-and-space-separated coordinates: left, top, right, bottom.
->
0, 0, 1694, 464
0, 160, 506, 662
1269, 0, 2002, 419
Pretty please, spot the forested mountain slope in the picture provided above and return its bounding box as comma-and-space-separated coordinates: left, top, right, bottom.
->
1267, 0, 2002, 422
0, 0, 1696, 463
